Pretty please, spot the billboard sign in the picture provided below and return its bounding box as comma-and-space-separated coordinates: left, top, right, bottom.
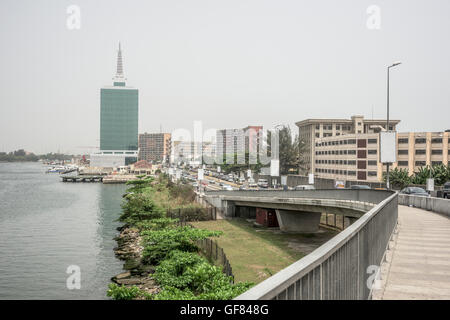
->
270, 159, 279, 177
198, 168, 204, 181
380, 131, 397, 164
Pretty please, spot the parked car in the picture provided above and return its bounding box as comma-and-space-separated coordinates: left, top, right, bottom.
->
294, 185, 315, 191
222, 185, 233, 191
442, 182, 450, 199
257, 178, 269, 188
350, 185, 371, 190
400, 187, 430, 197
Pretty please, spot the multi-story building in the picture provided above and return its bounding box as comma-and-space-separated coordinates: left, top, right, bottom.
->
91, 43, 139, 168
395, 132, 450, 175
138, 133, 171, 163
295, 116, 400, 174
215, 125, 263, 164
171, 140, 215, 166
313, 131, 450, 183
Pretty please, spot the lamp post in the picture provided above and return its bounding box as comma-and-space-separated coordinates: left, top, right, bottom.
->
386, 62, 401, 189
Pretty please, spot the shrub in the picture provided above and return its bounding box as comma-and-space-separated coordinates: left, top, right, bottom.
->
120, 193, 165, 223
107, 283, 143, 300
141, 227, 222, 264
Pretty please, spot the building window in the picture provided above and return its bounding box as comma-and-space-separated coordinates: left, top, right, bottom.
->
348, 171, 356, 176
432, 161, 442, 166
368, 160, 377, 166
398, 161, 408, 166
348, 150, 356, 155
431, 149, 442, 155
368, 171, 377, 177
368, 149, 377, 155
316, 125, 320, 130
357, 171, 367, 180
315, 133, 320, 138
357, 150, 367, 158
398, 149, 408, 155
415, 138, 426, 144
348, 160, 356, 166
415, 149, 426, 155
368, 139, 377, 144
432, 138, 442, 144
357, 139, 367, 148
348, 139, 356, 144
336, 125, 340, 130
415, 161, 426, 166
398, 138, 408, 144
357, 161, 366, 169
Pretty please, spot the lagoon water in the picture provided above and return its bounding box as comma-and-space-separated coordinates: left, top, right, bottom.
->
0, 162, 126, 299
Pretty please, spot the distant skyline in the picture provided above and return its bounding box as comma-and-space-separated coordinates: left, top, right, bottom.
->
1, 0, 449, 154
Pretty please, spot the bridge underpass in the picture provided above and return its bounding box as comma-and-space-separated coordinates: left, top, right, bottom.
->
203, 189, 399, 300
205, 190, 379, 233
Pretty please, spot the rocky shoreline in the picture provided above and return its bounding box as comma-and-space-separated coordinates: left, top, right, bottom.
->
110, 225, 160, 296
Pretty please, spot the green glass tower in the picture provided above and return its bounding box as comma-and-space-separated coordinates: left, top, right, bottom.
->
91, 43, 139, 167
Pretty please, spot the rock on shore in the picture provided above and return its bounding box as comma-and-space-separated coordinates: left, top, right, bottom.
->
111, 225, 160, 297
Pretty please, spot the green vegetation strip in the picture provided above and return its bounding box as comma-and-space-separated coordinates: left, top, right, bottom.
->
107, 174, 252, 300
190, 219, 337, 284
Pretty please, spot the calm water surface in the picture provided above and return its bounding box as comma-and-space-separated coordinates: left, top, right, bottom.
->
0, 162, 126, 299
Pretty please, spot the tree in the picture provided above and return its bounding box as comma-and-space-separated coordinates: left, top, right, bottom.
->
267, 125, 307, 175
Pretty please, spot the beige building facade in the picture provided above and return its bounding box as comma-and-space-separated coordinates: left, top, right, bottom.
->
296, 116, 400, 174
138, 133, 171, 163
314, 131, 450, 183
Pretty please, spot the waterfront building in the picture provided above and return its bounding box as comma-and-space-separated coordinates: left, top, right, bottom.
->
296, 116, 400, 175
90, 43, 139, 168
313, 131, 449, 183
138, 133, 171, 163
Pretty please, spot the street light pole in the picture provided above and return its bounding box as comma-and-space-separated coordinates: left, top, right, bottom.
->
386, 62, 401, 190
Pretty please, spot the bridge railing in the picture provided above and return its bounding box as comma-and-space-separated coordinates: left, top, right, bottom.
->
206, 189, 393, 205
234, 190, 398, 300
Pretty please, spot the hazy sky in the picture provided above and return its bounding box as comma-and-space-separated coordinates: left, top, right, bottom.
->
1, 0, 449, 154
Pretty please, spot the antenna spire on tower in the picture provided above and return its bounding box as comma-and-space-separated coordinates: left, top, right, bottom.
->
113, 42, 126, 85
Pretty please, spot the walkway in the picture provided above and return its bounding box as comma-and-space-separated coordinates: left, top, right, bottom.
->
380, 205, 450, 300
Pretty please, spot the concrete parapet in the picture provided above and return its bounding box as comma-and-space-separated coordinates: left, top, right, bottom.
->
398, 194, 450, 218
275, 210, 322, 233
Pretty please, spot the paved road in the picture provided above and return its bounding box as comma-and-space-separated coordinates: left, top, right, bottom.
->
380, 205, 450, 300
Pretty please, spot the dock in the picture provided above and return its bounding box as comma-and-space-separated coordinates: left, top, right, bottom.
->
61, 175, 104, 183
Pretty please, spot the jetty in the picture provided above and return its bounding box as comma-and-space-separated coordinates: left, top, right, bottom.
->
61, 175, 104, 183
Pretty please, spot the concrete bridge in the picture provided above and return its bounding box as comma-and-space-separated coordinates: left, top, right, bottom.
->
204, 189, 390, 233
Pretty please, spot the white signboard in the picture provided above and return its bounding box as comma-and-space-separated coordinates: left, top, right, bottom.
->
281, 175, 287, 186
247, 169, 252, 178
335, 180, 346, 189
380, 131, 397, 164
270, 159, 279, 177
198, 168, 204, 181
308, 173, 314, 185
427, 178, 434, 192
217, 166, 221, 173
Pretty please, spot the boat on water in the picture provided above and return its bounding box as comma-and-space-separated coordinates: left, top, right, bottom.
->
46, 165, 78, 174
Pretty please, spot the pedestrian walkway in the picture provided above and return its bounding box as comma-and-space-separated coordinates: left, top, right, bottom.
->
380, 205, 450, 300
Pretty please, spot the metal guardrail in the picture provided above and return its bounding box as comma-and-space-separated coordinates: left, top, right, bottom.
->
398, 194, 450, 218
234, 190, 398, 300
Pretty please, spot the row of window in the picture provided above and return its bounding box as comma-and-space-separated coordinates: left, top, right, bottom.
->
316, 149, 378, 156
315, 159, 378, 166
398, 138, 450, 144
398, 149, 450, 155
398, 161, 449, 167
316, 168, 378, 177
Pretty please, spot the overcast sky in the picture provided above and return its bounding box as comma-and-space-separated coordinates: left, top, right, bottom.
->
0, 0, 449, 154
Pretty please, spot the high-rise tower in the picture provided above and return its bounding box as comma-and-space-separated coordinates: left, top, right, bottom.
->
90, 43, 139, 168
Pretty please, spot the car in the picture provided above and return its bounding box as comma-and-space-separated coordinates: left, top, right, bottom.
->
228, 178, 234, 183
350, 185, 371, 190
239, 185, 247, 191
257, 179, 269, 188
222, 185, 233, 191
239, 177, 246, 184
294, 185, 315, 191
400, 187, 430, 197
442, 182, 450, 199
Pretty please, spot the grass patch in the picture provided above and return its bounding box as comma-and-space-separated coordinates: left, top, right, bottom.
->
190, 218, 337, 284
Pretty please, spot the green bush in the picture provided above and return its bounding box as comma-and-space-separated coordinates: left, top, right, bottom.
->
107, 283, 143, 300
141, 227, 222, 264
120, 193, 165, 223
134, 218, 179, 231
151, 251, 253, 300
